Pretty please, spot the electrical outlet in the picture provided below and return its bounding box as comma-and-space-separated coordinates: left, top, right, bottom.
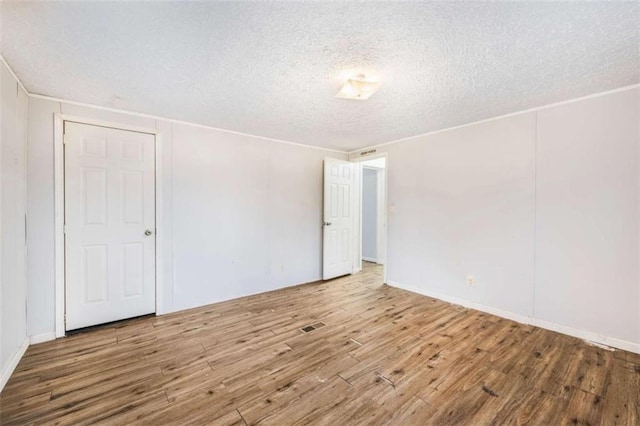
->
467, 275, 475, 286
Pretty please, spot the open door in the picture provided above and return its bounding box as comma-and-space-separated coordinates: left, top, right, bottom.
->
323, 158, 356, 280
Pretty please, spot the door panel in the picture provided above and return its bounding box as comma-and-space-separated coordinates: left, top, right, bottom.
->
65, 122, 156, 330
323, 158, 356, 279
82, 168, 107, 224
82, 245, 107, 303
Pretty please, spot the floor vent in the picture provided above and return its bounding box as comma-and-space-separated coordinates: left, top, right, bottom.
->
301, 322, 326, 333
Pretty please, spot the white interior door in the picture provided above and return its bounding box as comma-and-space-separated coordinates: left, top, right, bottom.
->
64, 122, 156, 330
323, 158, 356, 279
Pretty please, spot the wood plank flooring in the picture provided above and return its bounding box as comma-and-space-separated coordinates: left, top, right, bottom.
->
1, 262, 639, 425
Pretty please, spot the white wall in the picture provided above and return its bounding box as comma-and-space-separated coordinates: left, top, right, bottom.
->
387, 113, 536, 315
381, 87, 640, 351
535, 90, 639, 344
1, 60, 29, 390
171, 122, 340, 311
25, 97, 346, 335
15, 69, 640, 361
362, 168, 378, 261
26, 98, 59, 338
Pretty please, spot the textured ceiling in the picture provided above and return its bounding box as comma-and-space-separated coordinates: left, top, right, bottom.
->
2, 2, 638, 151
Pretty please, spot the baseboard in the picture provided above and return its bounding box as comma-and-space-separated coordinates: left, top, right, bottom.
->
30, 332, 56, 345
362, 257, 378, 263
0, 337, 29, 393
387, 280, 640, 355
158, 276, 325, 316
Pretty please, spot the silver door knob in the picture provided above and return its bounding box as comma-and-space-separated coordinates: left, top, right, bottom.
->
145, 229, 153, 236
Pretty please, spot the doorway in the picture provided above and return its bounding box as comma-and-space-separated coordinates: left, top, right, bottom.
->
60, 119, 159, 332
359, 156, 387, 279
319, 154, 388, 282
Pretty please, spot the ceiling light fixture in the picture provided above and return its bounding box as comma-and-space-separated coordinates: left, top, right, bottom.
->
336, 73, 380, 100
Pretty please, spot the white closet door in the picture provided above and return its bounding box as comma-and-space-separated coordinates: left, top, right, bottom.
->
64, 122, 155, 330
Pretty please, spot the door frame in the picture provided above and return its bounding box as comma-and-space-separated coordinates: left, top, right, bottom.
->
350, 152, 388, 284
53, 114, 163, 338
361, 164, 385, 265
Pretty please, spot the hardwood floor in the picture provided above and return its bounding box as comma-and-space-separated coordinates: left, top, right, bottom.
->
1, 262, 639, 425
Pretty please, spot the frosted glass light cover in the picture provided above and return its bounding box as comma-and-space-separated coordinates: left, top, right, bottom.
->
336, 74, 380, 100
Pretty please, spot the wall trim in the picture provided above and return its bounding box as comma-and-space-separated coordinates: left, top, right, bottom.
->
31, 93, 346, 154
1, 52, 344, 154
160, 276, 324, 316
0, 54, 345, 154
362, 256, 378, 263
0, 55, 28, 95
387, 280, 640, 355
0, 337, 29, 393
349, 84, 640, 155
30, 332, 56, 345
4, 54, 637, 157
